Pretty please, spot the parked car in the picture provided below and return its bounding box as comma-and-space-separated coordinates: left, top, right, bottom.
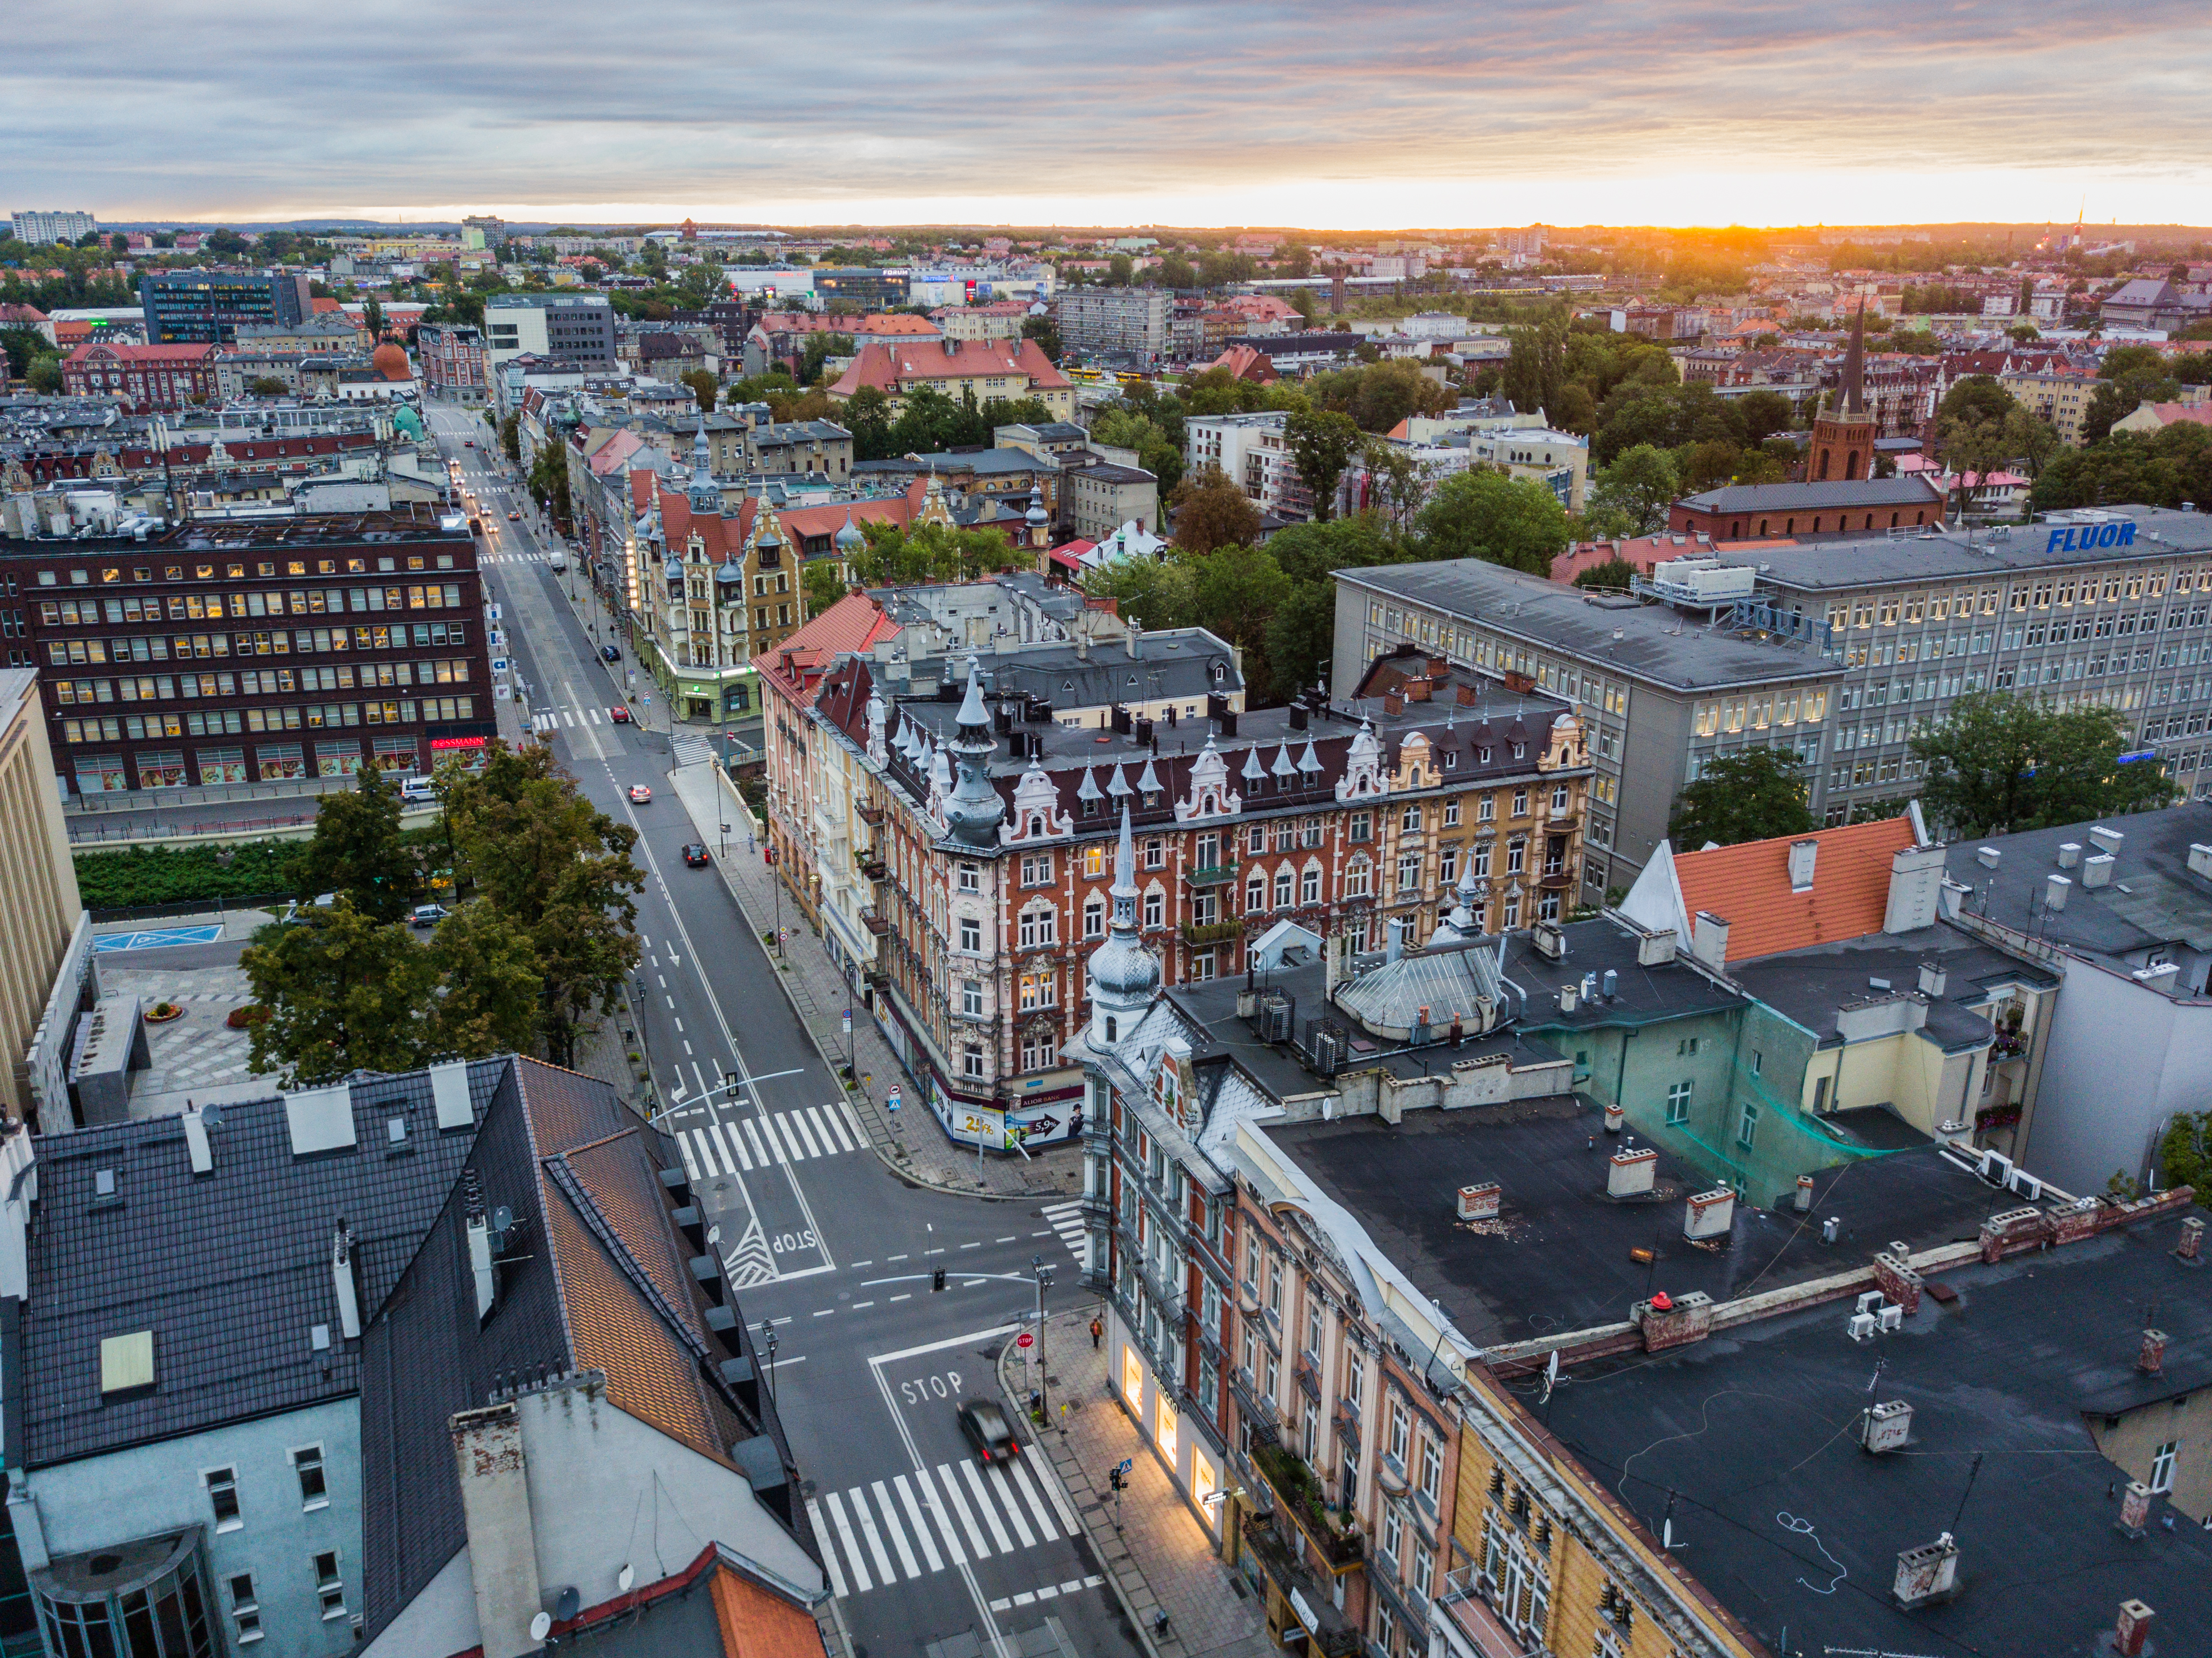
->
628, 784, 652, 804
956, 1400, 1019, 1464
409, 903, 449, 929
681, 843, 710, 867
398, 775, 437, 803
610, 705, 631, 724
599, 644, 621, 664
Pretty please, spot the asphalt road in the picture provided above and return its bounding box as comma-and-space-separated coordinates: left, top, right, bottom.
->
428, 407, 1137, 1658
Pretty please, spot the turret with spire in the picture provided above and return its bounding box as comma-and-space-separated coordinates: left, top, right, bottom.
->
943, 657, 1007, 847
1086, 806, 1159, 1049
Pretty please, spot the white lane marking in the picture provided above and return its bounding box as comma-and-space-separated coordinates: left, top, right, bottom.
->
824, 1491, 871, 1593
991, 1466, 1037, 1549
995, 1236, 1017, 1244
961, 1241, 982, 1249
871, 1480, 922, 1579
806, 1499, 850, 1599
914, 1464, 972, 1565
1008, 1459, 1060, 1540
932, 1461, 992, 1558
775, 1112, 808, 1162
746, 1119, 773, 1167
852, 1485, 897, 1587
790, 1107, 825, 1159
823, 1102, 858, 1152
960, 1457, 1014, 1554
711, 1121, 747, 1171
813, 1308, 835, 1317
894, 1474, 945, 1574
675, 1130, 703, 1183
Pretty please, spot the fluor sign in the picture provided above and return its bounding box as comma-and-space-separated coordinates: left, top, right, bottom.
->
2045, 521, 2137, 552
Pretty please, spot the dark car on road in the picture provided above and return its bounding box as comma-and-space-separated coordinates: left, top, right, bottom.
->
600, 644, 620, 663
956, 1400, 1019, 1464
681, 843, 710, 867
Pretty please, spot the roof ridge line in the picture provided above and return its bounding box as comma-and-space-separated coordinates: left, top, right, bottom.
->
542, 1151, 715, 1366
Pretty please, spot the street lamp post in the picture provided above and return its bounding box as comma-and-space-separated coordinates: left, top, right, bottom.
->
763, 1327, 778, 1400
1032, 1254, 1054, 1429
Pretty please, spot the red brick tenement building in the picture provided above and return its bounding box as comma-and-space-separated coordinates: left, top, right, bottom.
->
790, 636, 1590, 1152
61, 343, 218, 414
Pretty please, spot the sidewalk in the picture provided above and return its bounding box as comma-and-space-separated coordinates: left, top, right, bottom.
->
664, 760, 1082, 1201
1001, 1310, 1269, 1658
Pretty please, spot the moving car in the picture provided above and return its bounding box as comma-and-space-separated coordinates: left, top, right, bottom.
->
609, 705, 631, 724
599, 644, 620, 663
463, 439, 474, 447
956, 1400, 1019, 1464
628, 784, 652, 804
409, 903, 448, 929
680, 843, 710, 867
398, 775, 437, 803
507, 511, 521, 522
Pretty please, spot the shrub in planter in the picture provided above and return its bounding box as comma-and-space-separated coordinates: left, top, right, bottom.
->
226, 1004, 268, 1030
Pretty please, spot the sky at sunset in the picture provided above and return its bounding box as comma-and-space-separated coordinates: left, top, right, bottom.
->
10, 0, 2212, 228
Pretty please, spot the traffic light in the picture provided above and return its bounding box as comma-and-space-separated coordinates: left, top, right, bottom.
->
932, 1267, 947, 1291
1108, 1466, 1124, 1493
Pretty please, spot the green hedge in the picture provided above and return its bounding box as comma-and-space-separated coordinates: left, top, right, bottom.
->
75, 841, 304, 909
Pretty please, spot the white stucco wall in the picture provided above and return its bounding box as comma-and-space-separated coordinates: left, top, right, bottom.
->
2026, 959, 2212, 1193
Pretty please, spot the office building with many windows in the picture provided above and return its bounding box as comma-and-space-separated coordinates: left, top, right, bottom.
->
9, 511, 492, 797
1340, 508, 2212, 888
138, 271, 313, 346
9, 211, 97, 248
480, 294, 616, 370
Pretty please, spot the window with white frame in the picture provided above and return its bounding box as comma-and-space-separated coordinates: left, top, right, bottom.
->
1381, 1507, 1403, 1567
1346, 858, 1371, 897
1019, 905, 1056, 948
959, 916, 982, 953
963, 1044, 985, 1079
1084, 897, 1104, 938
205, 1466, 243, 1531
1389, 1399, 1410, 1464
1667, 1081, 1691, 1124
1143, 890, 1163, 928
2152, 1439, 2179, 1493
1301, 865, 1320, 904
962, 979, 984, 1017
1419, 1438, 1443, 1505
1274, 868, 1294, 908
227, 1574, 261, 1644
292, 1445, 327, 1509
958, 862, 979, 891
313, 1551, 345, 1620
1443, 798, 1461, 827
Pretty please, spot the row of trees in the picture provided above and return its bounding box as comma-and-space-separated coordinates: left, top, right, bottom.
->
241, 751, 644, 1082
1665, 692, 2176, 851
1086, 468, 1572, 704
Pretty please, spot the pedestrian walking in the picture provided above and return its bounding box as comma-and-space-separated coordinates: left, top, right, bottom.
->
1090, 1315, 1103, 1350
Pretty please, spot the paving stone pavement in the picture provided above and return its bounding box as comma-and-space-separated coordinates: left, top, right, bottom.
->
1001, 1309, 1270, 1658
667, 761, 1083, 1202
97, 963, 262, 1106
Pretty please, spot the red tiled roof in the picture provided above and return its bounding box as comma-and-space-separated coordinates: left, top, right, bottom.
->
65, 342, 216, 364
829, 336, 1070, 398
2135, 403, 2212, 429
1673, 816, 1919, 962
856, 313, 942, 336
310, 296, 343, 313
1209, 343, 1277, 384
753, 592, 900, 705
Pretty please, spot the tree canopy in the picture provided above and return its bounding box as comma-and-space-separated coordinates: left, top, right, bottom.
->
1909, 691, 2178, 838
1413, 469, 1571, 575
1667, 749, 1815, 850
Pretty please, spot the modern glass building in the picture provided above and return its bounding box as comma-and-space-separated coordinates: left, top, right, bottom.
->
138, 273, 311, 346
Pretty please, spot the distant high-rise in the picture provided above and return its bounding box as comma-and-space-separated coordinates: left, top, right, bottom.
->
139, 269, 313, 345
11, 210, 97, 247
1500, 225, 1547, 258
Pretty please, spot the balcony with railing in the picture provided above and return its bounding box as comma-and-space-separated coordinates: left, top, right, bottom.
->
1435, 1571, 1539, 1658
1251, 1441, 1364, 1570
1240, 1515, 1362, 1657
1180, 918, 1244, 947
1185, 861, 1240, 888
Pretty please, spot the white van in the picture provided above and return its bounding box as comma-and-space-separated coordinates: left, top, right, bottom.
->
547, 550, 568, 571
398, 775, 437, 804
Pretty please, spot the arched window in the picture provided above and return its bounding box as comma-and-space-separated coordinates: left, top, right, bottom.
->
1816, 449, 1830, 481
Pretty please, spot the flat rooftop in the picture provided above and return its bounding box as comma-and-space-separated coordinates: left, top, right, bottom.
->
1267, 1103, 2019, 1350
1341, 560, 1843, 694
1704, 504, 2212, 593
1548, 1214, 2212, 1657
1, 505, 469, 552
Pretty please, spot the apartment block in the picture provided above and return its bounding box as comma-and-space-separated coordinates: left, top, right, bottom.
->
1055, 288, 1173, 360
482, 293, 618, 368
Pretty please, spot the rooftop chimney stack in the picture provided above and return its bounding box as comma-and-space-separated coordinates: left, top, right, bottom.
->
2116, 1599, 2157, 1658
2057, 841, 2082, 870
1607, 1145, 1658, 1198
1884, 843, 1947, 933
1787, 837, 1818, 892
2138, 1327, 2167, 1375
1456, 1181, 1501, 1222
2082, 853, 2116, 889
1795, 1173, 1815, 1212
1635, 926, 1678, 967
2045, 872, 2071, 911
1690, 911, 1730, 970
1892, 1533, 1960, 1610
2120, 1480, 2153, 1534
450, 1402, 545, 1658
2188, 843, 2212, 879
2179, 1216, 2205, 1261
2090, 824, 2125, 857
1916, 960, 1947, 998
331, 1220, 362, 1340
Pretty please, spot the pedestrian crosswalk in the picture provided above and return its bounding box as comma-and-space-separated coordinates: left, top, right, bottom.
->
673, 732, 717, 767
531, 705, 612, 733
1040, 1200, 1087, 1264
480, 551, 552, 565
670, 1099, 867, 1179
806, 1454, 1089, 1600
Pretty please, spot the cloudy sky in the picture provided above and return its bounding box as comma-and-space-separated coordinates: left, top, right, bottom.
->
11, 0, 2212, 228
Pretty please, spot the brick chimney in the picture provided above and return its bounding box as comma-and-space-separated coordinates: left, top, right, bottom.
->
2115, 1599, 2156, 1657
451, 1402, 543, 1658
2138, 1327, 2167, 1375
2179, 1216, 2204, 1261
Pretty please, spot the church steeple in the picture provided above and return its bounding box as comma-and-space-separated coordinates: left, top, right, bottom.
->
1808, 296, 1877, 483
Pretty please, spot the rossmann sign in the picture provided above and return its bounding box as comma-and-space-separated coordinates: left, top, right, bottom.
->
2045, 521, 2138, 552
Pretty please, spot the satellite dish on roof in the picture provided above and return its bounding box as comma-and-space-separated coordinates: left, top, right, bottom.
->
491, 1204, 513, 1236
529, 1614, 552, 1642
618, 1564, 635, 1593
555, 1588, 580, 1622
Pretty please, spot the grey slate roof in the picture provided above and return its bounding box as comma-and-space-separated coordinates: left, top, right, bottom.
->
1940, 801, 2212, 974
1341, 560, 1843, 693
1269, 1100, 2020, 1350
18, 1058, 508, 1469
1677, 477, 1942, 513
1546, 1212, 2212, 1657
358, 1059, 810, 1644
1705, 504, 2212, 594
